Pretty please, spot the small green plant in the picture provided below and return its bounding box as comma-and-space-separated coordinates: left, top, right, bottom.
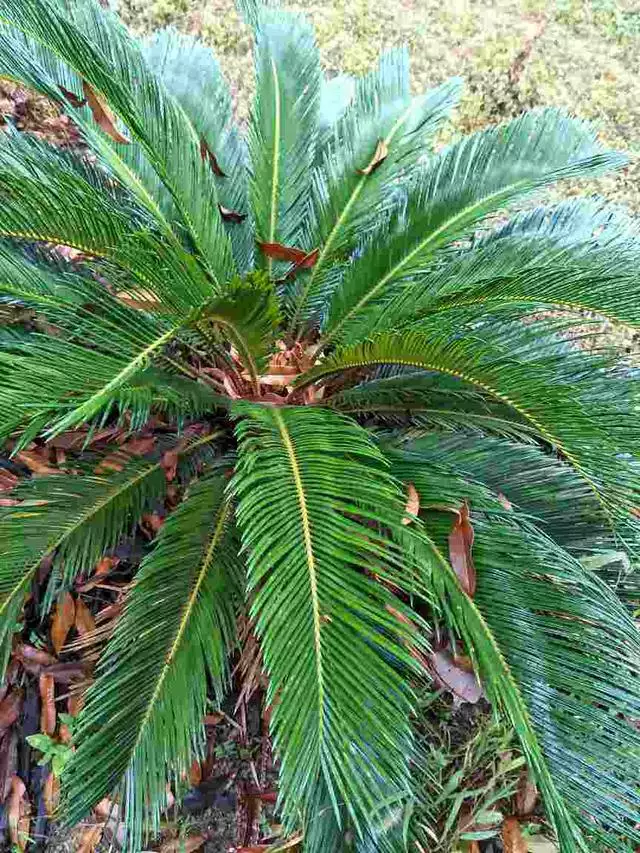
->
0, 0, 640, 851
26, 730, 74, 777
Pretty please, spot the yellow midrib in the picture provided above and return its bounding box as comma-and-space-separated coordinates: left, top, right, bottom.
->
267, 55, 281, 281
273, 409, 325, 738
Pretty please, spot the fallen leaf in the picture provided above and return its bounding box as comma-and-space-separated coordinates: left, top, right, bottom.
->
74, 598, 96, 638
95, 555, 119, 577
257, 242, 309, 264
43, 771, 59, 815
161, 449, 179, 483
357, 138, 388, 175
402, 483, 420, 525
8, 775, 29, 852
159, 834, 206, 853
0, 691, 22, 732
141, 512, 164, 537
43, 661, 90, 684
502, 817, 527, 853
448, 500, 476, 597
39, 673, 56, 736
0, 468, 18, 491
219, 204, 247, 223
51, 593, 76, 655
0, 730, 18, 801
58, 85, 87, 108
15, 449, 58, 476
83, 81, 130, 144
203, 712, 224, 726
77, 824, 103, 853
14, 644, 56, 676
515, 768, 538, 816
200, 138, 225, 176
189, 759, 202, 788
430, 649, 481, 704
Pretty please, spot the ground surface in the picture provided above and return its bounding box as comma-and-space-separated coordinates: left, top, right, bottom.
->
116, 0, 640, 209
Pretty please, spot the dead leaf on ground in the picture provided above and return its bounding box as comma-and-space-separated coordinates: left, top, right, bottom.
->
502, 816, 528, 853
51, 593, 76, 654
8, 775, 30, 852
0, 730, 18, 801
219, 204, 247, 223
0, 691, 22, 732
200, 138, 225, 176
43, 771, 60, 815
15, 449, 58, 476
159, 834, 207, 852
448, 500, 476, 596
357, 138, 388, 175
58, 85, 87, 108
161, 449, 179, 483
0, 468, 18, 491
515, 768, 538, 816
83, 81, 130, 144
77, 824, 103, 853
39, 673, 56, 736
189, 759, 202, 788
402, 482, 420, 525
75, 598, 96, 637
430, 649, 482, 704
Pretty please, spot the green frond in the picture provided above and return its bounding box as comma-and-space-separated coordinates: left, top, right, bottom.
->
288, 55, 462, 331
317, 73, 355, 156
232, 404, 425, 849
406, 512, 640, 850
248, 6, 321, 277
63, 475, 243, 849
350, 198, 640, 342
142, 29, 252, 272
298, 322, 640, 527
321, 110, 627, 346
0, 0, 235, 282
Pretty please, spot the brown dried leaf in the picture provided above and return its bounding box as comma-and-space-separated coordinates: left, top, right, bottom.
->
502, 817, 528, 853
357, 138, 388, 175
257, 242, 308, 264
77, 824, 103, 853
515, 769, 538, 816
58, 85, 87, 108
39, 673, 56, 736
8, 775, 29, 852
159, 834, 207, 853
402, 483, 420, 525
161, 449, 179, 483
51, 593, 76, 655
430, 649, 481, 704
448, 500, 476, 597
200, 138, 225, 176
43, 771, 59, 815
15, 449, 58, 476
43, 661, 90, 684
83, 81, 130, 144
189, 759, 202, 788
74, 598, 96, 638
0, 691, 22, 732
0, 730, 18, 802
219, 204, 247, 223
0, 468, 18, 491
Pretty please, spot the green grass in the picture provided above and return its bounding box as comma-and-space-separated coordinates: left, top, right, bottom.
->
116, 0, 640, 209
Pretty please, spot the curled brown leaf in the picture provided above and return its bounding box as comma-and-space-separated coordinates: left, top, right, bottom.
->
430, 649, 482, 704
357, 138, 388, 175
502, 817, 528, 853
402, 483, 420, 525
39, 673, 56, 736
200, 138, 226, 176
83, 82, 130, 144
219, 204, 247, 223
0, 691, 22, 733
448, 500, 476, 597
51, 593, 76, 655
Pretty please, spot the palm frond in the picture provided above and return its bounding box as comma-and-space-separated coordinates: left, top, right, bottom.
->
320, 110, 627, 346
0, 432, 220, 675
62, 475, 243, 849
142, 28, 252, 272
403, 508, 640, 850
0, 0, 235, 283
288, 54, 462, 331
298, 321, 640, 528
232, 404, 425, 848
248, 6, 321, 278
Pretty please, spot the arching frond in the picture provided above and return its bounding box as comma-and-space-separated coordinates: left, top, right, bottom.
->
402, 508, 640, 851
0, 0, 235, 282
62, 475, 243, 849
232, 404, 425, 849
248, 5, 321, 276
321, 110, 627, 346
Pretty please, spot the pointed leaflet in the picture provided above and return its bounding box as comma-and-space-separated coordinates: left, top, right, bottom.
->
288, 51, 462, 330
232, 404, 424, 844
248, 6, 321, 276
63, 476, 243, 849
0, 0, 234, 283
0, 433, 221, 677
321, 109, 627, 346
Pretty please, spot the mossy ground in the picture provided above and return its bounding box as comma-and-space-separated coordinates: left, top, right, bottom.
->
116, 0, 640, 209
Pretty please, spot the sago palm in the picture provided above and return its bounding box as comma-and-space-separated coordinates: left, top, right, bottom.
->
0, 0, 639, 850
